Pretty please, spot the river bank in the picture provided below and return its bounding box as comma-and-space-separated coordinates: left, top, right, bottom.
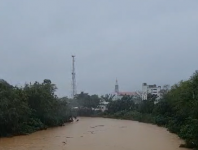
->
101, 111, 197, 149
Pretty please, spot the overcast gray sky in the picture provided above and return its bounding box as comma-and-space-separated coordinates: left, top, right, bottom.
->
0, 0, 198, 97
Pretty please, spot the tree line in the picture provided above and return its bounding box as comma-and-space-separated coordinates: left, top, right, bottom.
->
0, 79, 72, 137
103, 71, 198, 149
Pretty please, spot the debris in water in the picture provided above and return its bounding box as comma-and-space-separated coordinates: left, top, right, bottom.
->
62, 141, 67, 145
91, 125, 104, 128
88, 131, 94, 134
120, 126, 127, 128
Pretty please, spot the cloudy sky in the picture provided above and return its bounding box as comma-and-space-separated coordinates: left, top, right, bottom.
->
0, 0, 198, 97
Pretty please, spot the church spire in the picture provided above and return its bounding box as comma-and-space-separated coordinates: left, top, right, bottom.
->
115, 79, 119, 93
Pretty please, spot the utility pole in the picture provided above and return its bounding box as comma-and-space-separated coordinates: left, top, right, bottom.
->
71, 55, 77, 98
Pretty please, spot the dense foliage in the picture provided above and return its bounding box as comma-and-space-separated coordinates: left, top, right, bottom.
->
0, 79, 72, 137
69, 92, 102, 116
104, 71, 198, 149
74, 92, 100, 109
107, 96, 136, 114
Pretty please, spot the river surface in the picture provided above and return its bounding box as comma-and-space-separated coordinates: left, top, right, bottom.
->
0, 117, 189, 150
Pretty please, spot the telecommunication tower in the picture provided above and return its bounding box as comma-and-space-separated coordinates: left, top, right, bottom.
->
71, 55, 77, 98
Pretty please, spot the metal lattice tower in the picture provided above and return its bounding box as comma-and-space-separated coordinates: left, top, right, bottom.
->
71, 55, 77, 98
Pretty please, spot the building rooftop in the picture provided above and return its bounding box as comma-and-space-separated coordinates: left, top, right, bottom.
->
148, 84, 157, 88
100, 101, 109, 105
117, 92, 138, 96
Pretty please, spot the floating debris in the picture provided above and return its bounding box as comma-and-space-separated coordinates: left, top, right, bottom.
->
91, 125, 104, 128
88, 131, 94, 134
120, 126, 127, 128
62, 141, 67, 145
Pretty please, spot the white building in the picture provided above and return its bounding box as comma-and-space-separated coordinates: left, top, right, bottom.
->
142, 83, 161, 100
112, 79, 139, 101
98, 101, 109, 112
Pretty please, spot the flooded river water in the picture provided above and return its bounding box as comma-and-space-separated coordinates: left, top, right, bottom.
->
0, 117, 189, 150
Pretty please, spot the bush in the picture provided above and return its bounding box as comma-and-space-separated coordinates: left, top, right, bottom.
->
0, 79, 72, 137
179, 118, 198, 148
76, 108, 102, 117
154, 115, 167, 126
104, 111, 155, 124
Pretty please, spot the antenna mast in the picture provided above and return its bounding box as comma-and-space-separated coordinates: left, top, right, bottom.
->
71, 55, 77, 98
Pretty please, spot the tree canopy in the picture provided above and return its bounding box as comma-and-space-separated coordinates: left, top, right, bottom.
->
0, 79, 72, 137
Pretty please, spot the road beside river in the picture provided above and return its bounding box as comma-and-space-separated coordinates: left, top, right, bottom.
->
0, 117, 189, 150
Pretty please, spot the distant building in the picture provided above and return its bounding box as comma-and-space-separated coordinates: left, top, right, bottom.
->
98, 101, 109, 112
112, 79, 139, 101
142, 83, 161, 100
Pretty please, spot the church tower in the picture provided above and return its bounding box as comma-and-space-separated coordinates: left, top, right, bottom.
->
115, 79, 119, 93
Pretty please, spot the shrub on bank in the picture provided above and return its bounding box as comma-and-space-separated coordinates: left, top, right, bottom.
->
104, 111, 155, 124
153, 115, 168, 126
0, 79, 72, 137
75, 108, 102, 117
178, 118, 198, 148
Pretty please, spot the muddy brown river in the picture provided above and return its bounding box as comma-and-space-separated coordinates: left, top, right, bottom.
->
0, 117, 190, 150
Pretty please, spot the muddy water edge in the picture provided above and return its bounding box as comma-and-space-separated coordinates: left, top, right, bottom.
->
0, 117, 190, 150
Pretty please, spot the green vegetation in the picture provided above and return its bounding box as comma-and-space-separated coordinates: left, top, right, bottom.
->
0, 79, 72, 137
103, 71, 198, 149
69, 92, 102, 116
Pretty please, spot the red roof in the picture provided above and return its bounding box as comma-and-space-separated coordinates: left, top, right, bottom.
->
117, 92, 137, 96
